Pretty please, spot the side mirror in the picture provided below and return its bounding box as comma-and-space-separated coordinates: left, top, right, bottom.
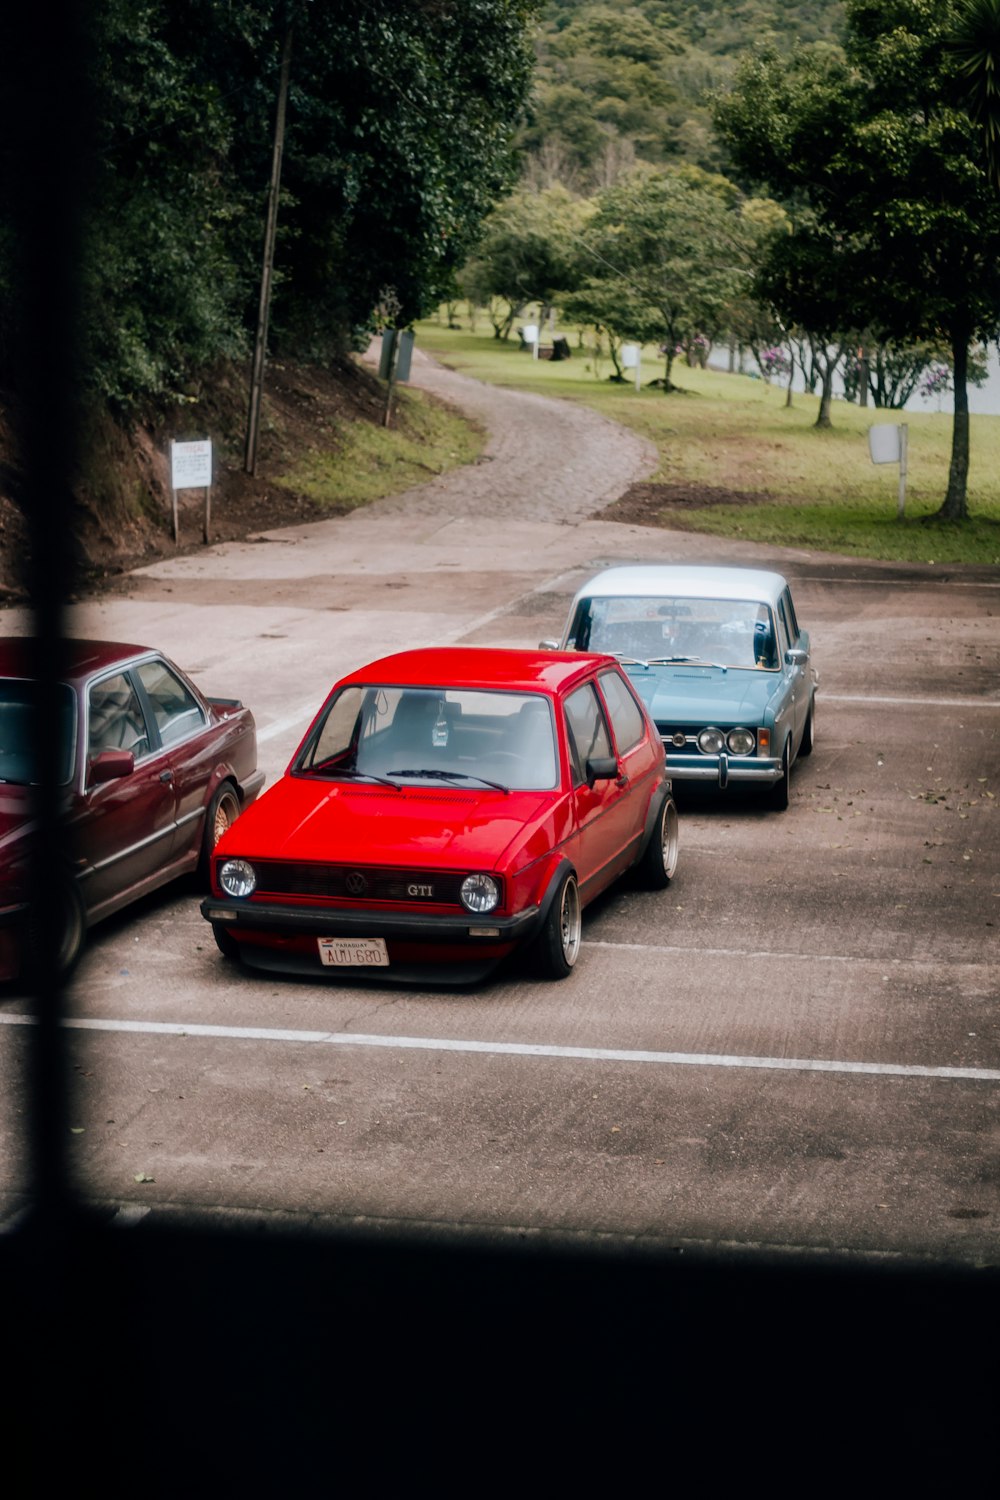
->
785, 647, 808, 667
89, 748, 135, 785
585, 755, 618, 787
538, 639, 560, 650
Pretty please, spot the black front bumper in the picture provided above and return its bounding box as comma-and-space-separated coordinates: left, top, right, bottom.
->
200, 897, 542, 945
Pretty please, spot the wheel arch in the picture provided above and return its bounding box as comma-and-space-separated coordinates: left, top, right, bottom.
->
635, 780, 672, 863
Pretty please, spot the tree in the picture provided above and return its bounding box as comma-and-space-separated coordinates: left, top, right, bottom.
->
464, 186, 595, 338
0, 0, 539, 415
948, 0, 1000, 191
566, 167, 757, 389
714, 2, 1000, 517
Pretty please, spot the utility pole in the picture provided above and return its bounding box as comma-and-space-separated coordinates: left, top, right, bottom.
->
244, 23, 293, 476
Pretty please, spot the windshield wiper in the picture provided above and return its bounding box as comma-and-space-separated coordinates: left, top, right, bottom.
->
308, 767, 402, 789
387, 767, 510, 794
642, 655, 728, 672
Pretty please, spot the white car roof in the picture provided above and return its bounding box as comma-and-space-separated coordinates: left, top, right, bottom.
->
571, 565, 789, 608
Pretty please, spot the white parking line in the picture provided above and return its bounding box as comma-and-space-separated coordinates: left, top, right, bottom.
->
1, 1013, 996, 1083
821, 693, 996, 709
586, 940, 988, 967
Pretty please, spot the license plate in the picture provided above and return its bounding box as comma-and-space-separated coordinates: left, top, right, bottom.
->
318, 936, 389, 967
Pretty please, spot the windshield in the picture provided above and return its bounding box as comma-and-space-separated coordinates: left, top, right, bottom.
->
0, 680, 77, 785
570, 595, 778, 670
295, 685, 559, 790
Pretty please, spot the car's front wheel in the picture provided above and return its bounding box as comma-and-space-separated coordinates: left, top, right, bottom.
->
27, 880, 86, 983
768, 738, 790, 812
199, 782, 241, 883
636, 794, 679, 889
532, 871, 582, 979
799, 699, 816, 757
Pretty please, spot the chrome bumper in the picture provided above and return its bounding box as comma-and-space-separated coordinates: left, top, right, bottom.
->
665, 752, 782, 789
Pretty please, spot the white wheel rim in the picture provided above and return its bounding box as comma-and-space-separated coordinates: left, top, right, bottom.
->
661, 800, 679, 879
560, 880, 582, 967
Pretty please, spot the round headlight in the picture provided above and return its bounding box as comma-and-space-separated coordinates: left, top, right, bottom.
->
220, 859, 257, 898
461, 873, 499, 913
697, 728, 725, 755
726, 728, 756, 756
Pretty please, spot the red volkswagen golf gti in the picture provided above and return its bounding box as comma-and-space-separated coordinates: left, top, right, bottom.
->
202, 647, 679, 984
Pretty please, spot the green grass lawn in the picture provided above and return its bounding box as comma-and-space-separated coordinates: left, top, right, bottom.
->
277, 383, 485, 510
416, 314, 1000, 566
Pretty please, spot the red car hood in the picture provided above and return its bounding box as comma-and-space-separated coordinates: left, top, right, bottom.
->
216, 776, 554, 872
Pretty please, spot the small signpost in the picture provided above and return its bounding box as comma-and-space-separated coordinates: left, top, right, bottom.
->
868, 423, 908, 518
621, 343, 642, 392
522, 323, 540, 360
379, 329, 415, 427
170, 438, 213, 544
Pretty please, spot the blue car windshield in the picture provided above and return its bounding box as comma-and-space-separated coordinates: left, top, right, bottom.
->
571, 596, 778, 670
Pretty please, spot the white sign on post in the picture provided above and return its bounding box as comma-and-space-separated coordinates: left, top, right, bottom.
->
867, 423, 908, 518
523, 323, 540, 360
171, 439, 212, 489
170, 439, 213, 544
867, 424, 900, 464
621, 343, 642, 391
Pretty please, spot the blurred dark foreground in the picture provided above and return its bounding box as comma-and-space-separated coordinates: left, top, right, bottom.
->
5, 1208, 998, 1487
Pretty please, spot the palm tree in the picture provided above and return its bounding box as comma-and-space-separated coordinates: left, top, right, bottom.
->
949, 0, 1000, 192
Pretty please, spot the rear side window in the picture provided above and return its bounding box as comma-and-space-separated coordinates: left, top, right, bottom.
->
598, 669, 646, 753
89, 672, 150, 758
775, 598, 791, 658
783, 588, 800, 642
136, 659, 206, 746
564, 683, 612, 786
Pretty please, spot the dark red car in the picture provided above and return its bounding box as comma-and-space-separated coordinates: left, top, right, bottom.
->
0, 638, 265, 984
201, 646, 678, 984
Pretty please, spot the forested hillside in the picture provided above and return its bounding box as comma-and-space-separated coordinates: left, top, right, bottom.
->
521, 0, 847, 186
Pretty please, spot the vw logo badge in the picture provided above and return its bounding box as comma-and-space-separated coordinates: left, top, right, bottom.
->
345, 872, 368, 896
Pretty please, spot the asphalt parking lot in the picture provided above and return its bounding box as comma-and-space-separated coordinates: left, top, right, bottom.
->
1, 354, 998, 1270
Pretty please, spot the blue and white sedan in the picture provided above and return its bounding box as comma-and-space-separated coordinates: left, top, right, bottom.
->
544, 565, 818, 810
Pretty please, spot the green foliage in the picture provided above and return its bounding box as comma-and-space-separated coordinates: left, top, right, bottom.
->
946, 0, 1000, 189
562, 167, 768, 385
463, 186, 595, 336
523, 1, 848, 187
1, 0, 538, 418
713, 1, 1000, 506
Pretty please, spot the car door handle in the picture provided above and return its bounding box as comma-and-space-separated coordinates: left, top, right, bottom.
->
160, 770, 174, 783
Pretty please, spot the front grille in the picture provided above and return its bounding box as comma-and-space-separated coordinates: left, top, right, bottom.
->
250, 861, 483, 907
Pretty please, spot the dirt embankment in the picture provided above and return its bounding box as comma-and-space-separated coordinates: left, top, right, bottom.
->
0, 356, 392, 602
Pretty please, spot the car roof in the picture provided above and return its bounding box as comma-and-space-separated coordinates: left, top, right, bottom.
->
337, 646, 618, 696
0, 637, 157, 684
571, 565, 790, 608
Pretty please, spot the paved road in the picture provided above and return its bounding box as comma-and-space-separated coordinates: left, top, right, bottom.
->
2, 350, 998, 1267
